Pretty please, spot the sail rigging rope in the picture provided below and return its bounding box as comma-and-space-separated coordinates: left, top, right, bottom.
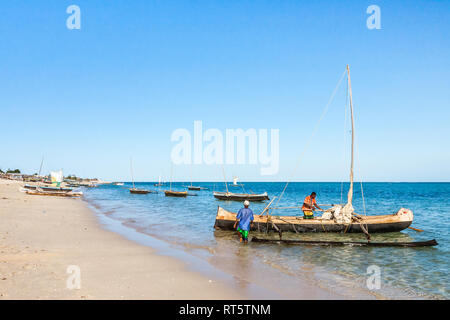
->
273, 68, 348, 211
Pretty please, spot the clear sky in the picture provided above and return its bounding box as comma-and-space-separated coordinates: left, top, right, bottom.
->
1, 0, 449, 182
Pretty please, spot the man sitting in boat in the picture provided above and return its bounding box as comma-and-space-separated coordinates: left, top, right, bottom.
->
302, 192, 323, 219
233, 200, 254, 243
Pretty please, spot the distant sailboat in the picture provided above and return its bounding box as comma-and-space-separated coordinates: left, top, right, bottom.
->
229, 176, 243, 187
186, 167, 208, 191
164, 164, 188, 197
129, 158, 152, 194
154, 175, 164, 187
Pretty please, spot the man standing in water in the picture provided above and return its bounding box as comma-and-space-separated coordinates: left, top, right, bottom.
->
302, 192, 323, 219
234, 200, 254, 243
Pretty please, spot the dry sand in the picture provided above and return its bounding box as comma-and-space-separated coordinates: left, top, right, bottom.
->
0, 180, 245, 299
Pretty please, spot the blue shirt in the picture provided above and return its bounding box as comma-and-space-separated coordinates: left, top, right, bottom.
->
237, 208, 254, 231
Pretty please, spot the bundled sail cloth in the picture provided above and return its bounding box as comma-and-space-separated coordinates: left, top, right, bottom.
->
321, 206, 413, 224
50, 170, 63, 185
321, 204, 353, 223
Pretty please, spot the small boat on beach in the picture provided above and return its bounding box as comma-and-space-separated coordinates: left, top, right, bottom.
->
22, 187, 83, 198
213, 191, 269, 202
24, 184, 73, 192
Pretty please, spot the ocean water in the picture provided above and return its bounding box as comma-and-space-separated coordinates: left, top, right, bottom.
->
83, 182, 449, 299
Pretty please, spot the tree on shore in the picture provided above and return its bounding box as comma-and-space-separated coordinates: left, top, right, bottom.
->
6, 169, 21, 174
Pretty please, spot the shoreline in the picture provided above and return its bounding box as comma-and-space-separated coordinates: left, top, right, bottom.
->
1, 179, 341, 299
1, 179, 393, 299
0, 180, 245, 299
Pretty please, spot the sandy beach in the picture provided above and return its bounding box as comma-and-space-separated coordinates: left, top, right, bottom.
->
0, 180, 247, 299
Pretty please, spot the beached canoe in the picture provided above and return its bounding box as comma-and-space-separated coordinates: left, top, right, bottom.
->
213, 191, 269, 202
214, 206, 414, 233
24, 184, 73, 192
23, 188, 83, 197
164, 190, 188, 197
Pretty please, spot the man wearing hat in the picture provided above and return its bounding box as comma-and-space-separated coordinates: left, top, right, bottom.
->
234, 200, 254, 243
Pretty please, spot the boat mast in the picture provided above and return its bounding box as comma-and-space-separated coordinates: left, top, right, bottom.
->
346, 64, 355, 206
222, 166, 229, 194
130, 158, 135, 189
170, 163, 173, 191
38, 156, 44, 176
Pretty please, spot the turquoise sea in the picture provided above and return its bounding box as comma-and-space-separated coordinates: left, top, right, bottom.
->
83, 182, 449, 299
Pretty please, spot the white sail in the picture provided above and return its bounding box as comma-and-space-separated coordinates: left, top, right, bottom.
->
232, 177, 238, 186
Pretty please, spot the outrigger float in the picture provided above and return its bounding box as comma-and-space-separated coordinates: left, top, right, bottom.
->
213, 66, 437, 247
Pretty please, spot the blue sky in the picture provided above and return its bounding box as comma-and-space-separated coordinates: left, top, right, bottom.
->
0, 0, 449, 182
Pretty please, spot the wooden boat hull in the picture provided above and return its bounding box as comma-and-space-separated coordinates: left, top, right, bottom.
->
213, 191, 269, 202
24, 185, 73, 192
24, 190, 83, 197
164, 190, 188, 197
129, 189, 152, 194
214, 206, 414, 234
188, 186, 201, 191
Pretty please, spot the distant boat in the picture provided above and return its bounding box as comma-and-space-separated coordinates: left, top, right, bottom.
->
129, 158, 152, 194
154, 176, 164, 187
213, 191, 269, 202
130, 189, 152, 194
215, 169, 268, 202
229, 176, 243, 187
112, 182, 124, 186
164, 164, 188, 197
164, 190, 188, 197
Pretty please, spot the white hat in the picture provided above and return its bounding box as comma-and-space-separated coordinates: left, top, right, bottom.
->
244, 200, 250, 206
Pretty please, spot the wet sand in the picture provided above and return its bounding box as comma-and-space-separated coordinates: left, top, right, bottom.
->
0, 180, 245, 299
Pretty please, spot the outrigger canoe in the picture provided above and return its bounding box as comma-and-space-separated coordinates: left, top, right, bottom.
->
251, 237, 438, 247
214, 206, 414, 233
23, 188, 83, 198
213, 191, 269, 202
